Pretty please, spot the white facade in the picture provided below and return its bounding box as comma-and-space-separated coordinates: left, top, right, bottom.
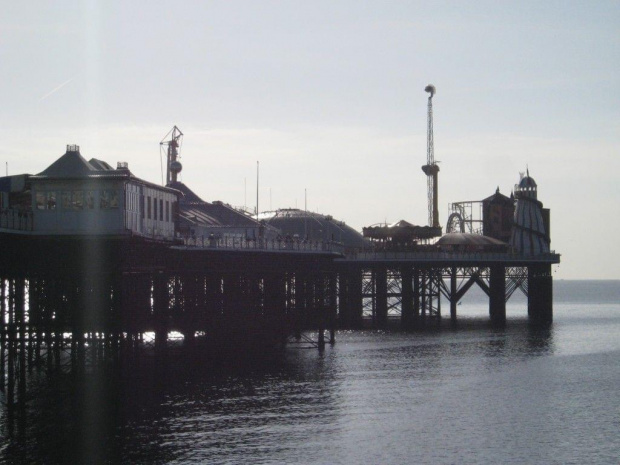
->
137, 184, 177, 240
31, 179, 178, 240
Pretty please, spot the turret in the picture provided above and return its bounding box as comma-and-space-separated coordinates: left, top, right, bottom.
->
510, 171, 550, 254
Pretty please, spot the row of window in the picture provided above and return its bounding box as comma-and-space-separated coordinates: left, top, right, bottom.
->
144, 196, 171, 223
35, 190, 175, 223
36, 190, 119, 211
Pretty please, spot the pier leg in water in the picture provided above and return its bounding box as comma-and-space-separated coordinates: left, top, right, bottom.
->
450, 267, 457, 325
528, 264, 553, 324
489, 266, 506, 326
401, 267, 413, 329
153, 273, 169, 351
413, 268, 420, 326
375, 268, 388, 328
318, 309, 325, 351
329, 273, 337, 345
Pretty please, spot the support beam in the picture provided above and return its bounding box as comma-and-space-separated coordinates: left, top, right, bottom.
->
328, 273, 337, 344
375, 269, 388, 327
401, 267, 414, 328
348, 268, 363, 328
489, 266, 506, 325
153, 273, 169, 350
413, 268, 420, 321
450, 267, 457, 324
528, 264, 553, 324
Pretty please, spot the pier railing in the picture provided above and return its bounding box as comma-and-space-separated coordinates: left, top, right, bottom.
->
179, 236, 346, 254
0, 209, 33, 232
343, 249, 561, 263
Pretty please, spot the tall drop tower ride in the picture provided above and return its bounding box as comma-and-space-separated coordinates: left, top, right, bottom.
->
422, 85, 440, 230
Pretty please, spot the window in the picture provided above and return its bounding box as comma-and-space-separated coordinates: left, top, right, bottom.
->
110, 191, 118, 208
100, 190, 119, 209
62, 191, 71, 209
73, 191, 84, 209
159, 199, 163, 221
37, 192, 57, 210
85, 191, 95, 209
36, 192, 46, 210
61, 191, 83, 210
147, 197, 151, 219
140, 195, 144, 219
153, 197, 157, 221
47, 192, 57, 210
165, 200, 169, 222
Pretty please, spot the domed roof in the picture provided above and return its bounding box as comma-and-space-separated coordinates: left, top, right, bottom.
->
514, 169, 539, 199
518, 175, 537, 189
261, 209, 366, 248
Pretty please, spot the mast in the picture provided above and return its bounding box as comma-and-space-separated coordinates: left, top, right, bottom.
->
422, 85, 440, 229
160, 126, 184, 186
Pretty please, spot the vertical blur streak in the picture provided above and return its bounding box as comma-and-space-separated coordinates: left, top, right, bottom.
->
79, 2, 105, 460
80, 236, 105, 463
80, 0, 103, 143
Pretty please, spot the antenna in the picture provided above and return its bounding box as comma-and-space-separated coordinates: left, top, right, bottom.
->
160, 126, 183, 186
422, 84, 440, 229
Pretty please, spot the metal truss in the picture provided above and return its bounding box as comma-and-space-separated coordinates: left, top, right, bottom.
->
506, 267, 528, 300
419, 268, 441, 319
361, 268, 375, 319
386, 269, 403, 317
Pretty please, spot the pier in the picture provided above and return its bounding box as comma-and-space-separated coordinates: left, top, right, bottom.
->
0, 120, 560, 407
337, 249, 558, 328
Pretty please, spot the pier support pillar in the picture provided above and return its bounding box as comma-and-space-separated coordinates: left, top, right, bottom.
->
0, 279, 5, 391
528, 264, 553, 324
375, 268, 388, 327
339, 268, 364, 329
264, 273, 287, 345
329, 273, 337, 345
349, 268, 363, 328
153, 273, 169, 350
450, 267, 457, 324
413, 268, 420, 324
337, 271, 352, 328
401, 267, 414, 328
489, 266, 506, 325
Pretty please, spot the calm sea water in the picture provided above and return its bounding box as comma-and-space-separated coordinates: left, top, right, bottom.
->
1, 280, 619, 464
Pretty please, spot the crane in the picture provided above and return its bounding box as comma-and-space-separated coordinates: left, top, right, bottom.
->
421, 85, 440, 229
160, 126, 183, 186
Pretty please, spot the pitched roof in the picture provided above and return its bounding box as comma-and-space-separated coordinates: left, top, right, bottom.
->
88, 158, 114, 171
170, 181, 260, 228
38, 149, 98, 177
31, 147, 181, 196
168, 181, 205, 203
482, 187, 513, 204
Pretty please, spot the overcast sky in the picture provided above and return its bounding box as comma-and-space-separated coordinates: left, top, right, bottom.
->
1, 1, 618, 279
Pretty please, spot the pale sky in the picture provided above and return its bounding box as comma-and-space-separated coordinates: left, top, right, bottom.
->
1, 1, 619, 279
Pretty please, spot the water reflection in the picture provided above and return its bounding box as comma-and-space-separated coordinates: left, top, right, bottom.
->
0, 315, 606, 465
2, 344, 348, 463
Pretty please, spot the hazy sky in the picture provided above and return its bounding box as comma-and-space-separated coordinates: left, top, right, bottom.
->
1, 1, 618, 279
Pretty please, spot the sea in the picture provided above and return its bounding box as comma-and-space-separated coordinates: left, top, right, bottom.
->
1, 280, 619, 464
